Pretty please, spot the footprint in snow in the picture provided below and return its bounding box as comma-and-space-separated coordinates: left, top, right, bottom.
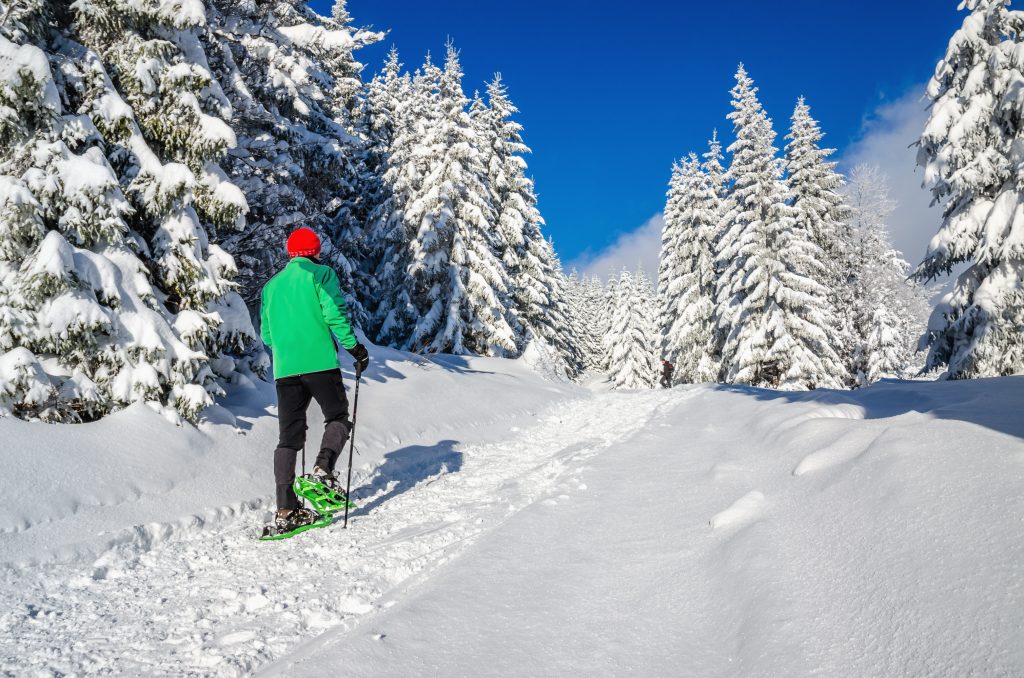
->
337, 594, 374, 615
215, 630, 256, 647
709, 491, 765, 532
709, 462, 744, 480
792, 430, 884, 476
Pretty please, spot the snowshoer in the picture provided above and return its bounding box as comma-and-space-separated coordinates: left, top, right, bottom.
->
660, 360, 674, 389
259, 227, 370, 538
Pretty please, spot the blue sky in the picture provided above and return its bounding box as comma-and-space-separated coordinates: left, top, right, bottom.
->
313, 0, 963, 274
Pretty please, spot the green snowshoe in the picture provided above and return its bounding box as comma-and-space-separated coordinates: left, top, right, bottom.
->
293, 474, 355, 515
259, 507, 331, 541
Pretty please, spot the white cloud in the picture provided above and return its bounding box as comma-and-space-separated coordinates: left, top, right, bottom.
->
840, 86, 939, 267
568, 213, 664, 283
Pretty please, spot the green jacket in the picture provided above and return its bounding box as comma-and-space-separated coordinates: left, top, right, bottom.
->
260, 257, 358, 380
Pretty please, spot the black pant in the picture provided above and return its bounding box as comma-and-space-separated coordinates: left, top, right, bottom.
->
274, 369, 350, 510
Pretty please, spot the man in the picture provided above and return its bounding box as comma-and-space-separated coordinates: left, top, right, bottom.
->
660, 359, 674, 389
260, 227, 370, 534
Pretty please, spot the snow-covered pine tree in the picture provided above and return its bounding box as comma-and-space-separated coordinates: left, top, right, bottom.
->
570, 274, 605, 371
634, 269, 660, 388
606, 269, 658, 390
785, 97, 854, 385
360, 47, 407, 333
659, 159, 688, 344
914, 0, 1024, 378
845, 165, 931, 384
702, 131, 728, 361
202, 0, 381, 321
369, 53, 430, 347
565, 269, 585, 351
715, 65, 844, 390
533, 238, 582, 374
564, 270, 595, 373
579, 275, 604, 372
658, 153, 719, 382
704, 130, 728, 235
469, 74, 580, 373
364, 52, 577, 370
0, 0, 256, 422
598, 270, 620, 371
401, 43, 515, 356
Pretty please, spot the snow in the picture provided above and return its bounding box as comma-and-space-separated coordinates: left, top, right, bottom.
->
153, 0, 207, 29
58, 146, 120, 197
0, 345, 580, 568
268, 378, 1024, 677
0, 175, 39, 212
278, 24, 354, 51
24, 229, 75, 281
0, 36, 60, 112
2, 356, 1023, 675
0, 347, 50, 412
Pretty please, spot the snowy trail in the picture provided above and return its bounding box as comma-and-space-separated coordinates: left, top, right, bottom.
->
1, 389, 678, 676
263, 381, 1024, 677
6, 379, 1024, 676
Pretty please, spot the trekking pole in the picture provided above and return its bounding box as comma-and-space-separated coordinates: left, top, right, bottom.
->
300, 443, 306, 509
343, 367, 361, 529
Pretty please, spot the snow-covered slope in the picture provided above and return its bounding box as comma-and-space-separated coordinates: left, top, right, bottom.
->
3, 371, 1023, 676
269, 378, 1024, 677
0, 343, 582, 568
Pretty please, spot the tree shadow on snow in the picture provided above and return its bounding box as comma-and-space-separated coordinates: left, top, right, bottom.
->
413, 354, 498, 376
336, 350, 498, 386
715, 375, 1024, 441
349, 440, 464, 516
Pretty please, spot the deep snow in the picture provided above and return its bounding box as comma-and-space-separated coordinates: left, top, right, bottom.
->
2, 356, 1023, 676
0, 343, 579, 568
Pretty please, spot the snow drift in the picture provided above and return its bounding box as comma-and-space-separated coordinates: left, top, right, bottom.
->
2, 363, 1022, 676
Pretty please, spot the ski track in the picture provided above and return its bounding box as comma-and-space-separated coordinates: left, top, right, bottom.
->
0, 390, 677, 677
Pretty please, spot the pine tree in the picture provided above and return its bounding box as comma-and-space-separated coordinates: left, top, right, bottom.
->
715, 65, 843, 390
599, 270, 620, 371
565, 270, 585, 358
402, 44, 514, 356
845, 165, 930, 384
564, 270, 600, 374
569, 274, 606, 371
702, 131, 728, 362
531, 238, 582, 374
370, 53, 428, 347
0, 0, 257, 422
914, 0, 1024, 378
358, 47, 406, 323
470, 73, 579, 373
606, 269, 658, 390
658, 150, 719, 383
202, 0, 381, 321
785, 97, 854, 385
659, 159, 688, 344
704, 130, 728, 231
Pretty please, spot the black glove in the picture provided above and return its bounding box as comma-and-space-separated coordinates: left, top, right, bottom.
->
348, 343, 369, 376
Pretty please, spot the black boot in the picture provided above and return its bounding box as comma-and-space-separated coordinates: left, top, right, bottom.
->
260, 507, 324, 539
312, 465, 344, 495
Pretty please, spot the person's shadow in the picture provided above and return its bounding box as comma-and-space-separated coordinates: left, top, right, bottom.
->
350, 440, 463, 516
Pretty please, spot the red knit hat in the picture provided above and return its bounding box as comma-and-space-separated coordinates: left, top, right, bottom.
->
287, 227, 321, 258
